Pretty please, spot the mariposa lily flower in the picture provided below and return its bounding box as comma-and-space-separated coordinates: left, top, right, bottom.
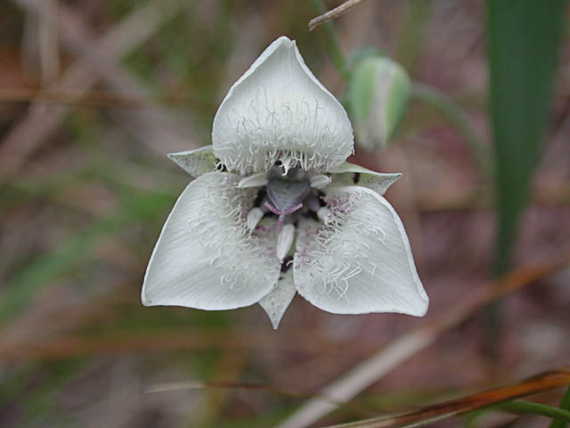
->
142, 37, 428, 328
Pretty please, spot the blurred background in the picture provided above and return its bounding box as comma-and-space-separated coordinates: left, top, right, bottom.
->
0, 0, 569, 427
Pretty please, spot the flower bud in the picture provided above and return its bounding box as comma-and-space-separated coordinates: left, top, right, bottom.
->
349, 56, 411, 151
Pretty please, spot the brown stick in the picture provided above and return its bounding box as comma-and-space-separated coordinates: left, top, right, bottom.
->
37, 0, 198, 154
309, 0, 368, 31
0, 329, 341, 361
328, 368, 570, 427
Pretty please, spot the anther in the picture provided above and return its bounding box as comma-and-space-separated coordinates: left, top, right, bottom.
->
276, 224, 296, 261
310, 174, 331, 189
246, 207, 265, 231
317, 207, 332, 225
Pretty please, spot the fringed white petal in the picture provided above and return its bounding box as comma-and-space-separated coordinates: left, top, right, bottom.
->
259, 270, 296, 329
212, 36, 354, 174
167, 145, 218, 177
238, 173, 268, 188
294, 186, 428, 316
142, 172, 281, 310
310, 174, 332, 189
328, 162, 401, 195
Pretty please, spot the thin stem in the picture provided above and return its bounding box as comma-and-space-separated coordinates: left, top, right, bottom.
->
308, 0, 367, 31
411, 83, 498, 353
492, 400, 570, 423
311, 0, 351, 82
550, 387, 570, 428
396, 0, 432, 72
411, 83, 491, 178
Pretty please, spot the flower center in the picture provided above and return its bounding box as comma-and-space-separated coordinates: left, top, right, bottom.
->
244, 164, 332, 264
265, 165, 311, 217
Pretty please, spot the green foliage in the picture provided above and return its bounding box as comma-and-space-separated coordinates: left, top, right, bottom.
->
487, 0, 567, 275
550, 387, 570, 428
349, 56, 411, 150
350, 59, 377, 121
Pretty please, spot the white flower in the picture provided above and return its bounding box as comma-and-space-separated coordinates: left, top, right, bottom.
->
142, 37, 428, 329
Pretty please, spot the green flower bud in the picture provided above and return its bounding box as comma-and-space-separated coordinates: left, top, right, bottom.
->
349, 56, 411, 151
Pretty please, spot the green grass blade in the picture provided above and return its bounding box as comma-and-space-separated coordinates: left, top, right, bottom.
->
550, 387, 570, 428
496, 400, 570, 422
487, 0, 567, 275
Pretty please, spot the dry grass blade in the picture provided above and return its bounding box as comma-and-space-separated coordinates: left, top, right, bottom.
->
278, 255, 570, 428
0, 89, 209, 109
327, 368, 570, 427
40, 0, 198, 154
1, 0, 187, 181
309, 0, 368, 31
0, 329, 343, 361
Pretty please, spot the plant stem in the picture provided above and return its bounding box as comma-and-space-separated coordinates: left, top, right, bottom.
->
396, 0, 432, 72
550, 387, 570, 428
311, 0, 351, 81
411, 83, 491, 178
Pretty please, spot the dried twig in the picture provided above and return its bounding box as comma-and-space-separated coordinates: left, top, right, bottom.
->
21, 0, 60, 83
309, 0, 368, 31
278, 255, 570, 428
37, 0, 198, 154
0, 89, 211, 109
328, 368, 570, 427
0, 329, 342, 361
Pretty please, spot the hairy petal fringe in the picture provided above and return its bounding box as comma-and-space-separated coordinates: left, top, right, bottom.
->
142, 172, 281, 310
293, 186, 428, 316
212, 37, 353, 174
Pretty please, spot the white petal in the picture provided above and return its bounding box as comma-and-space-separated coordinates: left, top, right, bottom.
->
310, 174, 332, 189
142, 172, 281, 310
212, 36, 354, 174
294, 186, 428, 316
167, 145, 218, 177
238, 173, 268, 188
259, 270, 296, 329
328, 162, 401, 195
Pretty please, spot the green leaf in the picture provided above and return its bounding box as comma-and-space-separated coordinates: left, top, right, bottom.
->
487, 0, 567, 275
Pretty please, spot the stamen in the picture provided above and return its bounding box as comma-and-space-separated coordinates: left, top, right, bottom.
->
238, 173, 268, 188
280, 157, 294, 174
276, 224, 296, 261
317, 207, 332, 224
281, 255, 293, 273
305, 193, 321, 212
246, 207, 265, 231
310, 174, 331, 189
